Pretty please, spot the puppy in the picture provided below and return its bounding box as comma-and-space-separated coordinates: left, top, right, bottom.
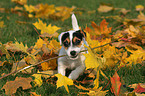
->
58, 14, 87, 80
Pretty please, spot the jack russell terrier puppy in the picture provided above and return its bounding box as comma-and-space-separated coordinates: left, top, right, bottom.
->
58, 14, 87, 80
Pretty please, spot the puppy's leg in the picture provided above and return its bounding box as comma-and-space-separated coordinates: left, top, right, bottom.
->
68, 64, 85, 80
58, 61, 66, 76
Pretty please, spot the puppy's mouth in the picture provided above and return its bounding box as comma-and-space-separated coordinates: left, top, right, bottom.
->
69, 54, 78, 60
71, 54, 78, 58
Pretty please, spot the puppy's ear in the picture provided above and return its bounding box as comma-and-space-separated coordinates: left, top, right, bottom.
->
58, 32, 65, 45
72, 14, 80, 31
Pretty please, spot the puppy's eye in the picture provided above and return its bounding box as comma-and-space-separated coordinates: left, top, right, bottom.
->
75, 40, 81, 45
63, 41, 70, 47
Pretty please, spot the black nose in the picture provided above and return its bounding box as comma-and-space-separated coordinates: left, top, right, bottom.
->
70, 51, 76, 56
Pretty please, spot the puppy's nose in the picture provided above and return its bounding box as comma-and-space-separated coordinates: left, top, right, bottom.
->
70, 51, 76, 56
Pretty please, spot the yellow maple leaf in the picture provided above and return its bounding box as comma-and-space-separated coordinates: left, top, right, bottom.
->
84, 46, 103, 70
125, 45, 145, 65
24, 5, 35, 13
33, 19, 60, 37
55, 73, 73, 93
46, 24, 60, 35
86, 33, 100, 48
34, 38, 47, 49
47, 39, 61, 53
32, 71, 43, 87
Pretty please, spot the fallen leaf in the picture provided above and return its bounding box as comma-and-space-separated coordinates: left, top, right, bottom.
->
11, 6, 23, 11
0, 21, 5, 28
51, 6, 75, 21
87, 10, 96, 14
55, 73, 73, 93
30, 92, 41, 96
11, 0, 27, 5
136, 5, 144, 11
2, 77, 32, 95
128, 83, 145, 93
83, 46, 100, 70
40, 70, 57, 79
47, 39, 61, 54
120, 8, 130, 15
98, 5, 113, 13
137, 11, 145, 22
0, 8, 5, 13
41, 53, 58, 71
32, 71, 43, 87
125, 45, 145, 65
0, 43, 10, 59
35, 4, 55, 18
85, 19, 112, 39
110, 72, 121, 96
24, 5, 35, 13
133, 84, 145, 93
33, 19, 60, 38
11, 59, 28, 72
74, 84, 89, 91
87, 87, 108, 96
5, 41, 28, 54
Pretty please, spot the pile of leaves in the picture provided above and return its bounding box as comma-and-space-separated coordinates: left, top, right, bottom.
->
0, 1, 145, 96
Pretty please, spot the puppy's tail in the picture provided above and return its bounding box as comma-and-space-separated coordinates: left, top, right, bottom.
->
72, 14, 80, 31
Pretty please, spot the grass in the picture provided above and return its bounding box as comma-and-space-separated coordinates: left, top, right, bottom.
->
0, 0, 145, 96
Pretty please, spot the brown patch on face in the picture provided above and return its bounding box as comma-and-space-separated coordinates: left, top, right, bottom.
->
62, 37, 70, 50
73, 37, 83, 47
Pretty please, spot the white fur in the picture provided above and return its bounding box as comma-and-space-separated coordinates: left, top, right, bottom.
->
72, 14, 80, 31
57, 14, 86, 80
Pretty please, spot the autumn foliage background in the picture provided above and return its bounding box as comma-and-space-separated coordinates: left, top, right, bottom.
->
0, 0, 145, 96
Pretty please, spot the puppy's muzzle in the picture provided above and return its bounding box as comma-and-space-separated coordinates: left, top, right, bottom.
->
70, 51, 78, 58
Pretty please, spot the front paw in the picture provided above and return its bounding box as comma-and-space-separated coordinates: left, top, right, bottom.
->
68, 71, 79, 80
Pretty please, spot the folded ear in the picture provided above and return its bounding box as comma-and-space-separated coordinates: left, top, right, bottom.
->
72, 14, 80, 31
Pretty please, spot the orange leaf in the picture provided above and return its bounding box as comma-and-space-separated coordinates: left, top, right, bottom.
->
110, 72, 121, 96
133, 84, 145, 93
2, 77, 32, 95
85, 19, 112, 40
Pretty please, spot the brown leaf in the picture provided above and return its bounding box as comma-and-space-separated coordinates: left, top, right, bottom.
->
41, 53, 58, 71
2, 77, 32, 95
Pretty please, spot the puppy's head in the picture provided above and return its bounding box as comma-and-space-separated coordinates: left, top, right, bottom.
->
59, 30, 86, 60
58, 14, 86, 60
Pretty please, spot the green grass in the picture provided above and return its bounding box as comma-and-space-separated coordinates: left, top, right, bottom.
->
0, 0, 145, 96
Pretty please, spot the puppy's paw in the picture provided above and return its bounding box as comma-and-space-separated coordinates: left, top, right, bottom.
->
68, 71, 79, 80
